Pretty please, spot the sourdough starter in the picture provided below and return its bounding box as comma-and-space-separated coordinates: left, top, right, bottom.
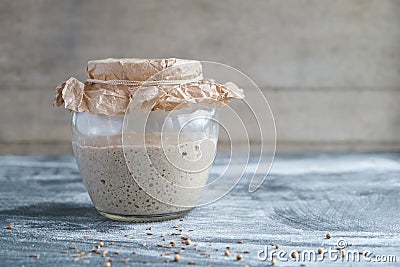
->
72, 135, 216, 216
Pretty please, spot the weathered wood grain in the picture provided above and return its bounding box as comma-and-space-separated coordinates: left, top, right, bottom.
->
1, 0, 400, 153
0, 154, 399, 266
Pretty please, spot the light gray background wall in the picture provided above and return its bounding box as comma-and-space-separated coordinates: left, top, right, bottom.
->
1, 0, 399, 154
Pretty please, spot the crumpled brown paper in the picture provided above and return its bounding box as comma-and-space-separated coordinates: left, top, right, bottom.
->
54, 58, 244, 115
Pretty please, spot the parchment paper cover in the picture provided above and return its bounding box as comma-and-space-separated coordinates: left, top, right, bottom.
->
55, 58, 244, 115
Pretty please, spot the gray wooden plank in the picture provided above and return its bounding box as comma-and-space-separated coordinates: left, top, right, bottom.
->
0, 154, 399, 266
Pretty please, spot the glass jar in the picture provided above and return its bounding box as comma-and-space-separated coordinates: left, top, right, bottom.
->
55, 58, 244, 222
71, 106, 218, 222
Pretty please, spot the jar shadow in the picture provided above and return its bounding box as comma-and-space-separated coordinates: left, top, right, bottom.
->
1, 202, 98, 218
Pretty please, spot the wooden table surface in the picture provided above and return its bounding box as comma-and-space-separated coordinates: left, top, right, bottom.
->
0, 153, 399, 266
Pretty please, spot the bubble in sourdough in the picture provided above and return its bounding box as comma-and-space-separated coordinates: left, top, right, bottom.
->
72, 136, 215, 216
